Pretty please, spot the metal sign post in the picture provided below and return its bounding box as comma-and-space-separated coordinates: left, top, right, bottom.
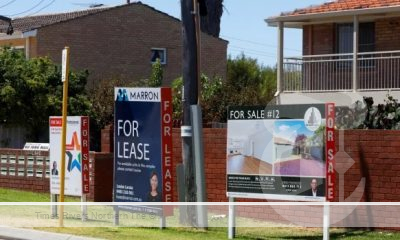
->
191, 105, 208, 229
81, 194, 87, 221
59, 47, 70, 227
323, 203, 330, 240
228, 197, 236, 239
50, 194, 58, 218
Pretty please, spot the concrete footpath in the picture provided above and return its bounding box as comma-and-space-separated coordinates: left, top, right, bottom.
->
0, 227, 102, 240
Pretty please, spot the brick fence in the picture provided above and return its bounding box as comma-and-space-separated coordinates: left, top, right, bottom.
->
1, 129, 400, 203
1, 129, 400, 226
0, 149, 112, 201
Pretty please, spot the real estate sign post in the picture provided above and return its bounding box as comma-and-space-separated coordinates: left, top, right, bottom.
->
49, 116, 90, 222
113, 87, 173, 218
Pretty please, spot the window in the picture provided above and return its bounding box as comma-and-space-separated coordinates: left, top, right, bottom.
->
336, 22, 375, 53
336, 22, 375, 68
151, 48, 167, 64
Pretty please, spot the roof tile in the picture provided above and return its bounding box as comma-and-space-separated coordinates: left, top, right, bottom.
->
283, 0, 400, 16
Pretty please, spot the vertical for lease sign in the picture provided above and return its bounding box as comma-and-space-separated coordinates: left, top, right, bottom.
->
114, 87, 173, 215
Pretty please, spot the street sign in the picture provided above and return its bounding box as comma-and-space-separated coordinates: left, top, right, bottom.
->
61, 48, 67, 82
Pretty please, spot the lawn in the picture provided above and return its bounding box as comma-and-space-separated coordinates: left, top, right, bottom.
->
0, 187, 399, 239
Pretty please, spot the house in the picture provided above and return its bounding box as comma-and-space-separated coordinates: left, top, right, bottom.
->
267, 0, 400, 105
0, 2, 227, 87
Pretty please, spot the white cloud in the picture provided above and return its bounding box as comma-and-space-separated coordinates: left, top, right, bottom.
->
278, 125, 290, 132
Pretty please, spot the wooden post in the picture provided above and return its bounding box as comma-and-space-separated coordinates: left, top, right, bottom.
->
59, 47, 70, 227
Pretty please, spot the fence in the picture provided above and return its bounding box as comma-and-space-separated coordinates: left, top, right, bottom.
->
283, 50, 400, 92
1, 129, 400, 227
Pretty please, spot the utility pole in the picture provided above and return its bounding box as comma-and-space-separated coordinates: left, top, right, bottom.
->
180, 0, 199, 226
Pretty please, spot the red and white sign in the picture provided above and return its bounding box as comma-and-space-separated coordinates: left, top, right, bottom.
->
325, 103, 336, 201
49, 116, 90, 196
161, 88, 173, 215
81, 116, 90, 194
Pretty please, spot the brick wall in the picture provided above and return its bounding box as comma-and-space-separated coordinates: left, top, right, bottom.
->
303, 23, 334, 55
376, 17, 400, 51
3, 128, 400, 226
88, 152, 113, 201
35, 3, 227, 87
99, 128, 400, 203
303, 18, 400, 55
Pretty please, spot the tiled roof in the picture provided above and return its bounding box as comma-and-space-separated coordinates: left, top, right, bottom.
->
282, 0, 400, 16
13, 7, 110, 32
0, 7, 110, 33
0, 2, 182, 34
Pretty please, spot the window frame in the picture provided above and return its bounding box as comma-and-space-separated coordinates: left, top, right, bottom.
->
335, 22, 376, 69
151, 48, 167, 65
335, 22, 375, 54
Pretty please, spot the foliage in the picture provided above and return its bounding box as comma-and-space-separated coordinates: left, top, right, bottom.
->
200, 0, 224, 37
226, 54, 276, 106
363, 95, 400, 130
171, 77, 183, 121
172, 54, 277, 123
307, 125, 325, 147
88, 77, 146, 150
148, 58, 163, 87
172, 74, 224, 122
0, 47, 91, 142
336, 94, 400, 130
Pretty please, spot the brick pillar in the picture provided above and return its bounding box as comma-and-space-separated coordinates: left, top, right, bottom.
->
101, 125, 113, 153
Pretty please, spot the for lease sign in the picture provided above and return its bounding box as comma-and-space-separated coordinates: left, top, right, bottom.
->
114, 88, 173, 215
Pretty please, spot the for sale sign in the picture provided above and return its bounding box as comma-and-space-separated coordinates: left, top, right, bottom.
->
114, 87, 173, 215
49, 116, 90, 196
226, 104, 335, 202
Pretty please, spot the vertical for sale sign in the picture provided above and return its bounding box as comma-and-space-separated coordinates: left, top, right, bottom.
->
49, 116, 90, 196
325, 103, 335, 201
114, 87, 173, 216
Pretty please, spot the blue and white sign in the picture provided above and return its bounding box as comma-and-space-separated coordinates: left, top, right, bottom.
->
114, 87, 173, 215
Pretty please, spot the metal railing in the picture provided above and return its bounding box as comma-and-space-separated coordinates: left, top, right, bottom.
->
283, 50, 400, 92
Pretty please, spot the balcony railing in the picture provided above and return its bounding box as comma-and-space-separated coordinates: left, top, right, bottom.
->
283, 50, 400, 92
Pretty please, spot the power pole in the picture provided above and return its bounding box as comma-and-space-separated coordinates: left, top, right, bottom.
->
180, 0, 199, 226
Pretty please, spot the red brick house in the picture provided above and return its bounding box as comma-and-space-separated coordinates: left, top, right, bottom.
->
267, 0, 400, 105
0, 2, 227, 87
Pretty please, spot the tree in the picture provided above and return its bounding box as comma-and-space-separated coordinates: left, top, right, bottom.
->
172, 74, 224, 123
88, 77, 146, 150
200, 0, 223, 37
222, 54, 277, 116
148, 58, 163, 87
172, 54, 277, 123
0, 47, 91, 143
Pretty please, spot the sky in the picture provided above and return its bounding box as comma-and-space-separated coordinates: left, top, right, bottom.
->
274, 120, 313, 143
0, 0, 324, 67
